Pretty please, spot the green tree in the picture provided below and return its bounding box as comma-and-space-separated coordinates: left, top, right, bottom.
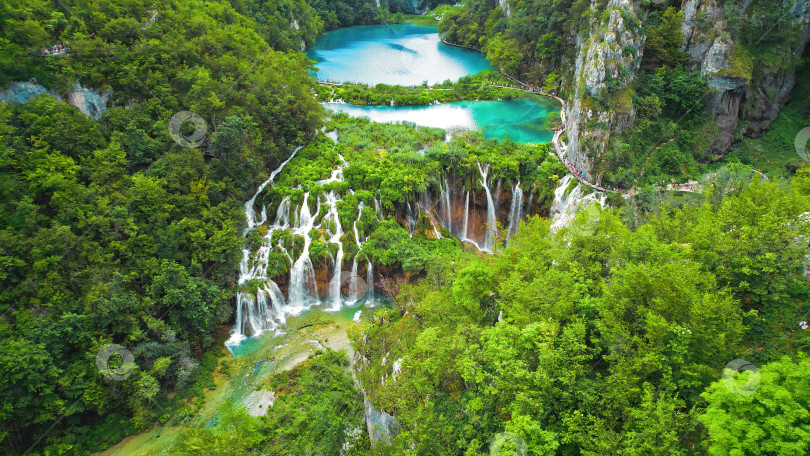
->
700, 355, 810, 456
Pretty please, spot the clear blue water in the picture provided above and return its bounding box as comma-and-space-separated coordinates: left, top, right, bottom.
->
323, 99, 557, 143
307, 24, 492, 85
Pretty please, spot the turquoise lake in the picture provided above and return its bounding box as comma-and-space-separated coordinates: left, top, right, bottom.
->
307, 24, 492, 85
323, 99, 558, 143
310, 24, 559, 144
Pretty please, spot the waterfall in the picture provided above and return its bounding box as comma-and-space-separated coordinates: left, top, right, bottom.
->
349, 258, 359, 304
506, 180, 523, 244
526, 184, 535, 215
228, 149, 302, 346
244, 146, 302, 234
366, 261, 375, 305
350, 203, 365, 304
353, 202, 365, 247
421, 208, 442, 239
461, 190, 470, 241
324, 190, 345, 312
494, 177, 503, 212
405, 197, 416, 235
477, 162, 497, 252
287, 192, 319, 315
550, 175, 607, 233
442, 177, 452, 233
374, 195, 382, 218
230, 142, 411, 347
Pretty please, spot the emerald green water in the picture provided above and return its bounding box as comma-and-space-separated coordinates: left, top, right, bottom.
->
324, 99, 558, 143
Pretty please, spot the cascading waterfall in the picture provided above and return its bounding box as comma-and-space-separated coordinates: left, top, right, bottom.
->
349, 259, 360, 304
506, 180, 523, 243
229, 148, 381, 347
244, 147, 301, 234
234, 150, 552, 347
374, 195, 382, 218
229, 150, 302, 346
366, 261, 375, 305
349, 202, 364, 304
494, 177, 503, 211
550, 174, 607, 233
324, 190, 345, 312
461, 190, 470, 241
526, 184, 535, 214
477, 162, 497, 252
442, 177, 452, 232
405, 197, 416, 235
287, 192, 320, 315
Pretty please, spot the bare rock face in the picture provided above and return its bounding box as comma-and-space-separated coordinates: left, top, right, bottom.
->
564, 0, 810, 169
681, 0, 810, 158
565, 0, 644, 182
0, 80, 111, 119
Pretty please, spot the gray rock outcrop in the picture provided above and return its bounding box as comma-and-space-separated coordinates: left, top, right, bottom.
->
0, 80, 111, 119
564, 0, 645, 182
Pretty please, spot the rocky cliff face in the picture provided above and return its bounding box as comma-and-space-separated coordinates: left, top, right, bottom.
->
0, 80, 111, 119
681, 0, 810, 158
564, 0, 645, 183
564, 0, 810, 175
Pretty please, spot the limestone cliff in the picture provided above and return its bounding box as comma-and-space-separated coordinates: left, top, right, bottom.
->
680, 0, 810, 158
563, 0, 810, 179
564, 0, 645, 183
0, 80, 111, 119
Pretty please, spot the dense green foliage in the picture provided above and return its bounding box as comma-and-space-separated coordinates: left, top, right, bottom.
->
251, 114, 566, 280
353, 171, 810, 454
0, 92, 241, 454
2, 0, 809, 454
172, 349, 369, 456
700, 355, 810, 456
0, 0, 327, 453
438, 0, 588, 83
435, 0, 809, 187
316, 71, 562, 119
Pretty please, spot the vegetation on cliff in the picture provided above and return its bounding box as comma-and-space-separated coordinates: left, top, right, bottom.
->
0, 0, 808, 455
